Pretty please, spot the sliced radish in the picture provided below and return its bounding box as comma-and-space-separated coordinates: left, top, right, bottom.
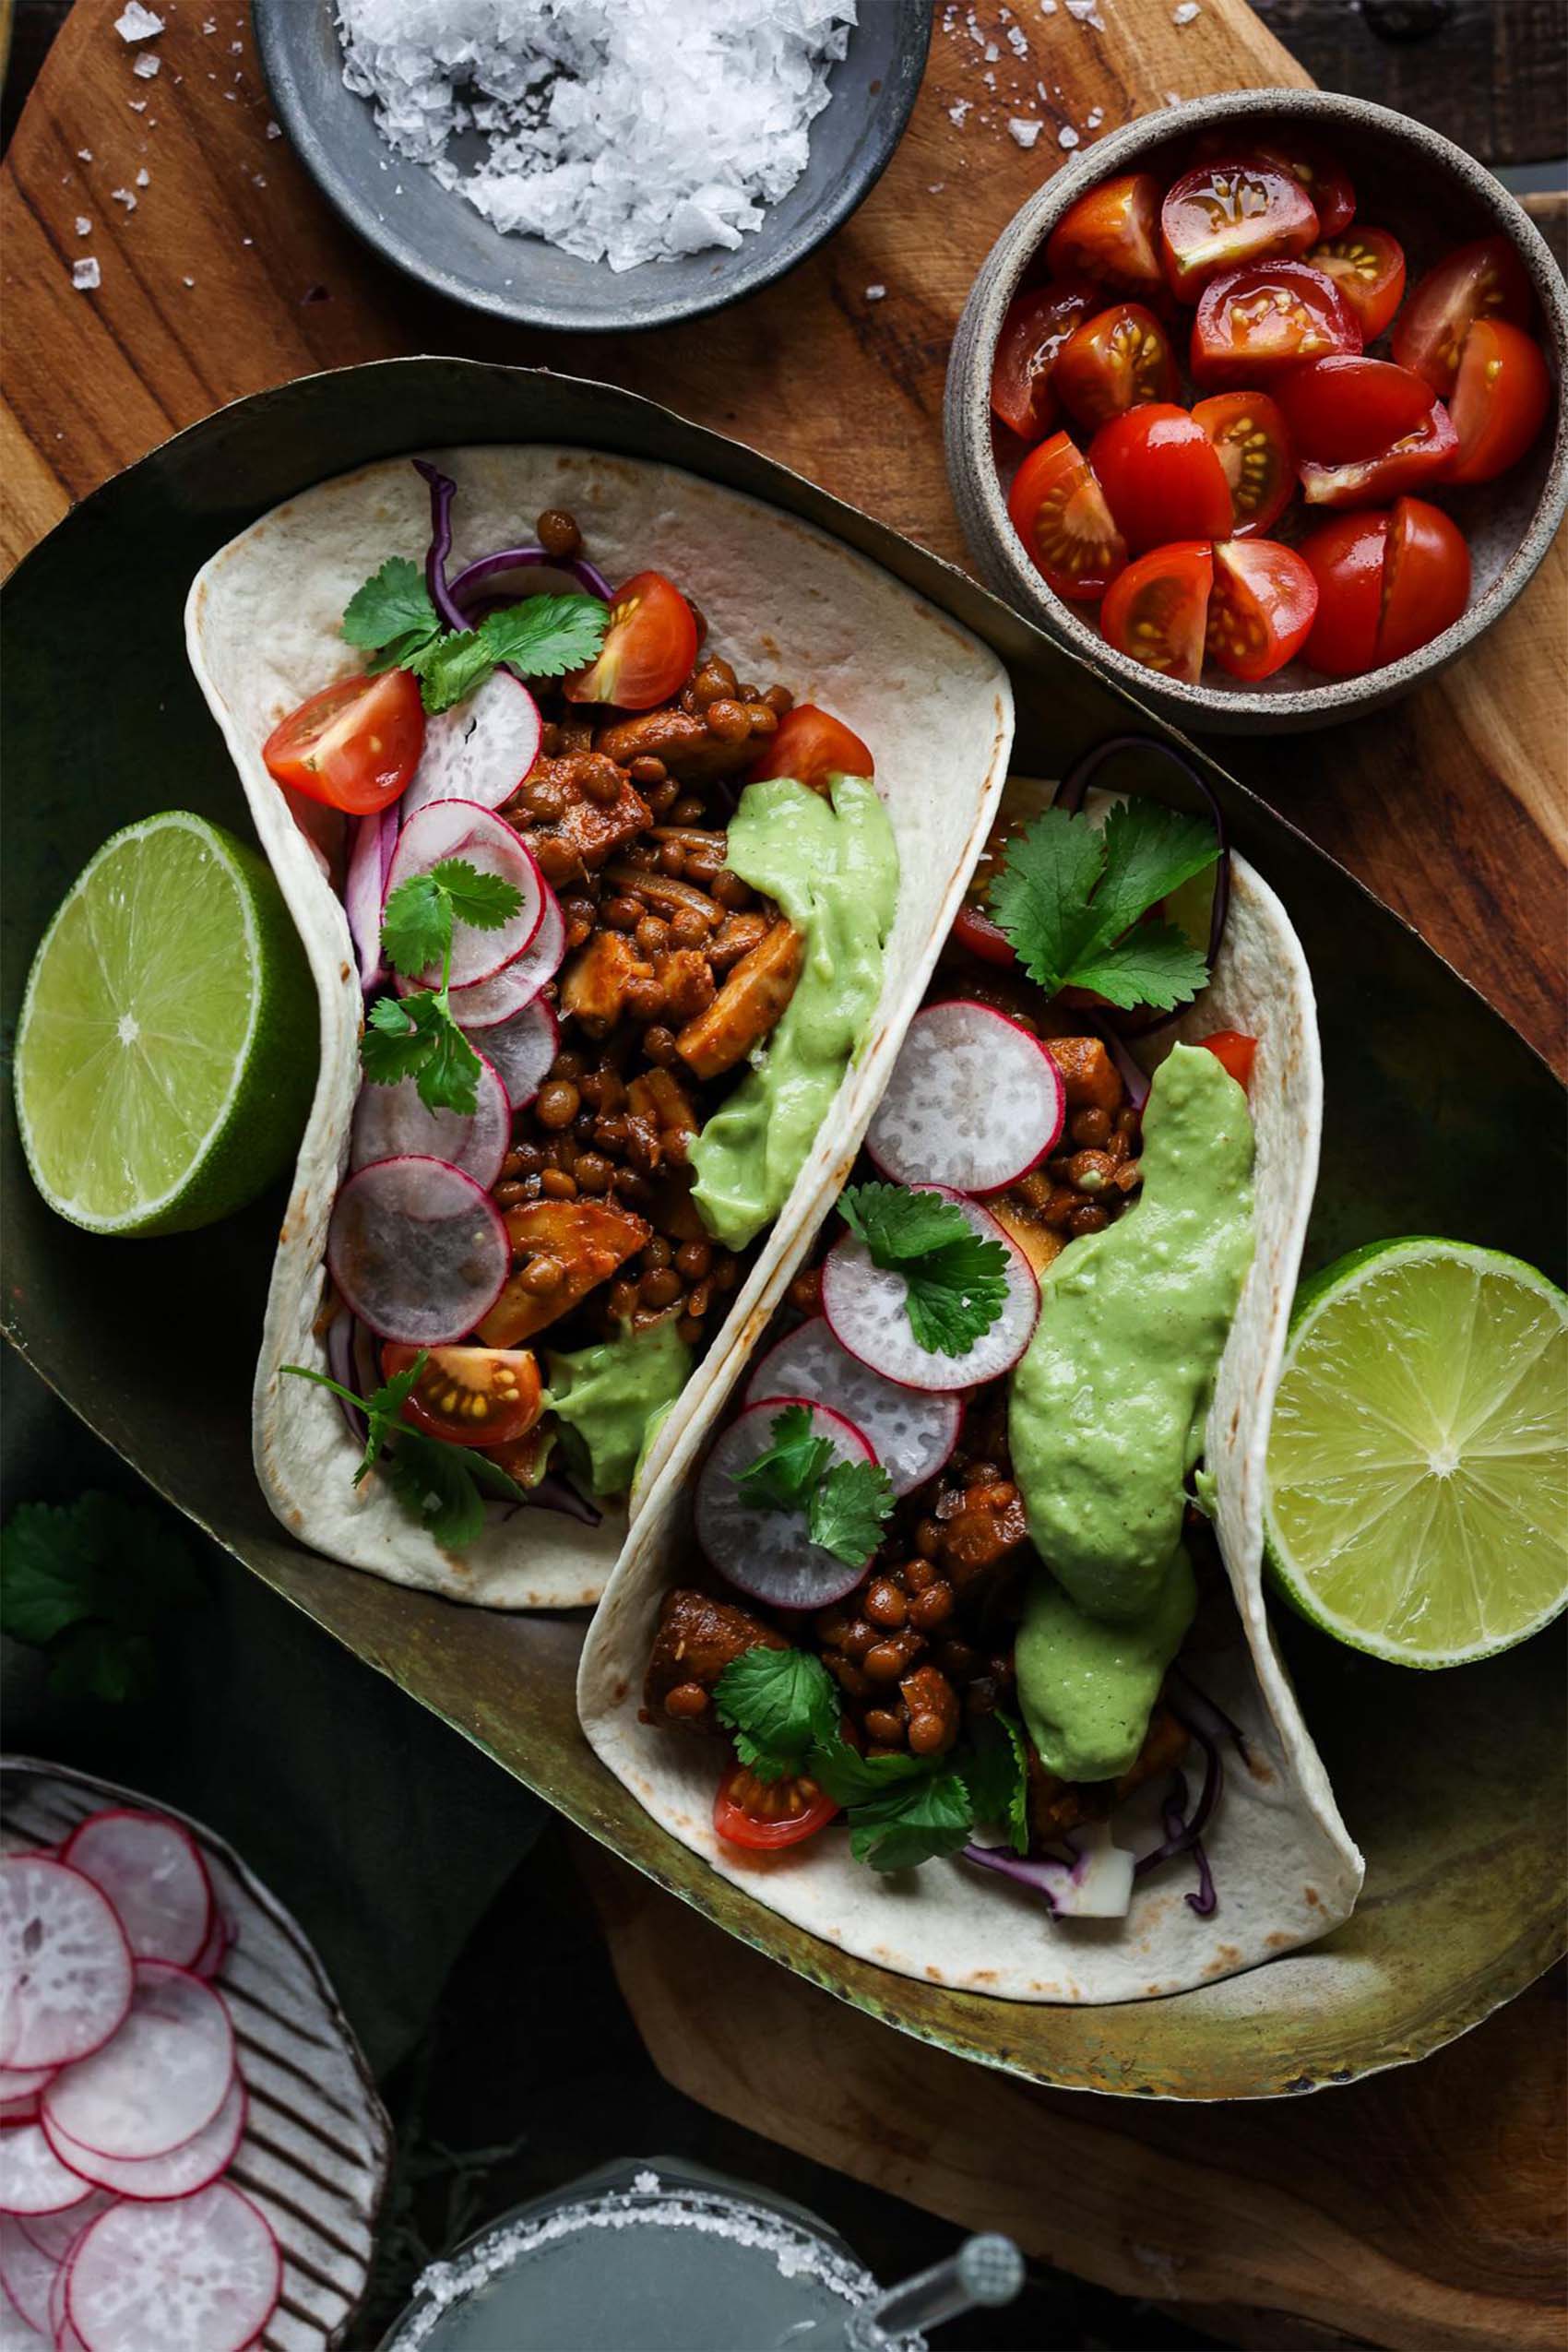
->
398, 671, 542, 823
0, 2126, 92, 2217
385, 799, 543, 990
350, 1050, 509, 1189
464, 997, 558, 1115
344, 811, 387, 991
43, 2077, 244, 2204
0, 1861, 133, 2073
58, 1815, 213, 1975
188, 1915, 230, 1984
15, 2199, 110, 2268
864, 1000, 1065, 1196
43, 1963, 233, 2164
444, 885, 565, 1025
696, 1399, 877, 1611
0, 2068, 53, 2105
822, 1187, 1040, 1393
1, 2210, 58, 2331
745, 1317, 963, 1497
1, 2095, 42, 2127
327, 1156, 509, 1347
67, 2180, 281, 2352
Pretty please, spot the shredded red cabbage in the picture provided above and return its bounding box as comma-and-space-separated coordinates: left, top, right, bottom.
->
325, 1310, 365, 1443
1092, 1016, 1151, 1111
1132, 1683, 1228, 1917
448, 544, 612, 607
1171, 1665, 1251, 1766
503, 1471, 602, 1528
413, 459, 467, 636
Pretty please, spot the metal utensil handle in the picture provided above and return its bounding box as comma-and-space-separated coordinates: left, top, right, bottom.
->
846, 2233, 1025, 2347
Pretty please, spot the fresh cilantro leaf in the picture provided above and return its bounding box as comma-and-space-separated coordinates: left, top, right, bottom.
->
960, 1711, 1030, 1856
714, 1644, 839, 1784
840, 1181, 972, 1265
840, 1181, 1009, 1360
409, 629, 494, 715
341, 561, 606, 713
280, 1359, 526, 1550
809, 1733, 928, 1810
0, 1493, 204, 1704
848, 1769, 975, 1873
736, 1405, 837, 1514
361, 992, 482, 1117
381, 861, 522, 980
992, 800, 1220, 1012
807, 1460, 894, 1568
477, 594, 608, 681
434, 860, 523, 932
342, 557, 442, 672
411, 1016, 483, 1118
366, 859, 515, 1115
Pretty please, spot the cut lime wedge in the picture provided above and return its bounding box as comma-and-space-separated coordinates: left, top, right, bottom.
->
14, 811, 316, 1236
1265, 1238, 1568, 1668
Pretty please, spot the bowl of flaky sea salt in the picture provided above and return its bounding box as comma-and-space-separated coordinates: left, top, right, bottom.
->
254, 0, 932, 330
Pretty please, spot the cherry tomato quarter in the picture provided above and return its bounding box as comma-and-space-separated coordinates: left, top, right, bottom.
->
1445, 318, 1552, 485
1054, 303, 1180, 431
1191, 391, 1296, 537
1309, 227, 1406, 340
379, 1343, 544, 1449
1205, 539, 1318, 681
746, 704, 874, 789
1298, 509, 1389, 676
1158, 155, 1319, 303
1393, 234, 1534, 397
990, 281, 1097, 441
1299, 397, 1458, 506
1007, 432, 1129, 602
713, 1763, 838, 1851
1248, 137, 1357, 236
1376, 496, 1471, 664
1191, 259, 1361, 388
263, 669, 425, 815
563, 570, 697, 709
1045, 172, 1165, 299
1088, 405, 1234, 554
1196, 1029, 1258, 1088
1274, 356, 1437, 464
1100, 542, 1214, 685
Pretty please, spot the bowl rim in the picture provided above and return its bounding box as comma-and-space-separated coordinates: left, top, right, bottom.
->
944, 88, 1568, 729
253, 0, 932, 334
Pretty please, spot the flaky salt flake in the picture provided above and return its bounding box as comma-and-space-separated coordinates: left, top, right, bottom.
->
114, 3, 163, 39
111, 186, 137, 208
1059, 125, 1080, 148
72, 257, 101, 290
1039, 0, 1057, 12
77, 148, 93, 160
128, 98, 147, 109
928, 181, 946, 194
1007, 21, 1029, 53
1172, 2, 1200, 20
136, 166, 150, 184
949, 98, 972, 125
864, 283, 886, 302
1065, 0, 1104, 22
1087, 106, 1104, 127
984, 40, 999, 59
1008, 119, 1041, 148
266, 120, 281, 137
182, 274, 195, 286
75, 215, 92, 234
133, 51, 160, 77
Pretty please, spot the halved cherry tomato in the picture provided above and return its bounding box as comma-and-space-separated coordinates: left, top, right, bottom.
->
1245, 137, 1356, 237
1087, 405, 1234, 554
1045, 172, 1165, 300
1299, 397, 1458, 506
746, 704, 873, 788
1309, 226, 1406, 340
990, 280, 1097, 441
1274, 356, 1436, 465
563, 570, 697, 709
1191, 260, 1361, 389
1192, 391, 1296, 537
950, 903, 1015, 966
1392, 235, 1534, 397
1377, 496, 1471, 664
1054, 303, 1180, 431
1445, 317, 1552, 486
1298, 509, 1389, 677
263, 669, 425, 814
714, 1762, 838, 1851
1196, 1029, 1257, 1088
1100, 542, 1214, 685
1159, 156, 1319, 303
1205, 539, 1318, 681
1007, 432, 1128, 602
379, 1342, 543, 1449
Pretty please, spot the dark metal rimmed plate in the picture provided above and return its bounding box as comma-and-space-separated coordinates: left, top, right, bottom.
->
3, 360, 1562, 2099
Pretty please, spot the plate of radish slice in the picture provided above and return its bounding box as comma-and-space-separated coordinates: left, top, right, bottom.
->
0, 1762, 389, 2352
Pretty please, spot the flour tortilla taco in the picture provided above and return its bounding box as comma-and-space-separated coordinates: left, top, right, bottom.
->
185, 447, 1013, 1608
579, 762, 1363, 2001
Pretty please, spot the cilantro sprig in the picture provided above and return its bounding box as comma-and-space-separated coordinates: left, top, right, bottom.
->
714, 1643, 840, 1783
0, 1493, 206, 1703
736, 1406, 894, 1570
342, 559, 608, 715
991, 799, 1220, 1012
282, 1351, 528, 1549
840, 1182, 1009, 1359
361, 858, 522, 1117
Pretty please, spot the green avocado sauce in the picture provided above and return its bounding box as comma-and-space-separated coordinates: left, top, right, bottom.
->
543, 1318, 694, 1500
1016, 1547, 1197, 1783
688, 775, 898, 1252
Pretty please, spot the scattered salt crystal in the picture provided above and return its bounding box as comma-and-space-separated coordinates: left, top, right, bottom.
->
111, 186, 137, 208
136, 166, 150, 184
133, 52, 160, 77
75, 215, 91, 234
77, 148, 93, 160
949, 98, 971, 125
114, 3, 163, 40
183, 274, 195, 286
1039, 0, 1057, 12
266, 120, 281, 137
1059, 125, 1080, 148
128, 98, 147, 109
1172, 2, 1200, 20
72, 257, 101, 290
1008, 119, 1041, 148
984, 40, 998, 59
1006, 21, 1029, 53
1065, 0, 1104, 21
231, 38, 243, 50
864, 283, 885, 301
202, 15, 216, 29
1087, 105, 1104, 126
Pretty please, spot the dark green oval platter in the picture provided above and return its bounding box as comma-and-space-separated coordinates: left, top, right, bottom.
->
3, 360, 1562, 2099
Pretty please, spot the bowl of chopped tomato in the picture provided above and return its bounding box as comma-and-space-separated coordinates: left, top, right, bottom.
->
944, 90, 1568, 731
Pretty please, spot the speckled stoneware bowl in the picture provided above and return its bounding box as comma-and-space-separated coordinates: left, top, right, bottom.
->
255, 0, 929, 333
944, 89, 1568, 734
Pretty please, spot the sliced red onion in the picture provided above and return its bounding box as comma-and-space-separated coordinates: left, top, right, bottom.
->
327, 1157, 509, 1347
448, 544, 613, 606
385, 800, 544, 991
1093, 1016, 1151, 1113
345, 814, 386, 991
963, 1822, 1134, 1917
511, 1472, 602, 1528
325, 1310, 366, 1443
413, 458, 466, 636
350, 1051, 509, 1188
445, 888, 565, 1026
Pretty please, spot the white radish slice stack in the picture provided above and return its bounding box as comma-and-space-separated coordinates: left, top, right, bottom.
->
445, 886, 565, 1026
385, 800, 543, 990
0, 2123, 93, 2216
0, 2210, 59, 2331
1, 2091, 42, 2124
350, 1051, 510, 1189
58, 1815, 212, 1974
0, 2063, 53, 2101
745, 1317, 963, 1497
864, 999, 1066, 1196
44, 2078, 245, 2204
0, 1859, 133, 2072
188, 1914, 229, 1983
467, 998, 558, 1114
43, 1964, 233, 2165
822, 1187, 1040, 1393
696, 1399, 878, 1611
67, 2181, 281, 2352
398, 671, 542, 823
327, 1156, 510, 1347
344, 809, 389, 991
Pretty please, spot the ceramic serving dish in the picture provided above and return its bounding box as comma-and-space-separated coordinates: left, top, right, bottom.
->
944, 89, 1568, 733
3, 360, 1563, 2098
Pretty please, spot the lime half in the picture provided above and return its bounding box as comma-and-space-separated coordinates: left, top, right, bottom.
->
14, 811, 316, 1236
1265, 1238, 1568, 1668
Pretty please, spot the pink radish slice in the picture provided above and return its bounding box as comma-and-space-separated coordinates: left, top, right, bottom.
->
15, 2198, 110, 2269
0, 2068, 53, 2104
0, 2127, 92, 2217
68, 2181, 281, 2352
1, 2096, 42, 2127
344, 812, 386, 991
1, 2209, 57, 2331
327, 1156, 509, 1347
696, 1400, 877, 1610
464, 998, 558, 1114
350, 1050, 509, 1189
398, 671, 542, 823
864, 999, 1065, 1196
189, 1915, 230, 1984
0, 1861, 133, 2073
43, 2077, 244, 2204
385, 800, 543, 990
443, 886, 565, 1025
58, 1815, 212, 1975
745, 1317, 963, 1497
822, 1187, 1040, 1393
43, 1963, 233, 2165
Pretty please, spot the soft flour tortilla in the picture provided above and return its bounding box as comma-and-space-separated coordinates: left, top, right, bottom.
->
578, 804, 1365, 2002
185, 447, 1014, 1608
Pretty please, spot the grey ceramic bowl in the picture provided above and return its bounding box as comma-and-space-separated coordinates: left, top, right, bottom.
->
944, 89, 1568, 733
255, 0, 929, 333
